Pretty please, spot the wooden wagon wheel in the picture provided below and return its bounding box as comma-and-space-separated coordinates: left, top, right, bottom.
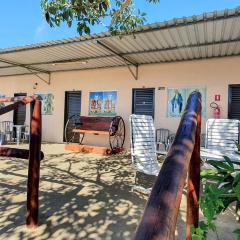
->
64, 114, 84, 144
109, 116, 125, 152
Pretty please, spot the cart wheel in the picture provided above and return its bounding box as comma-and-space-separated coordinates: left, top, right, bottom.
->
64, 114, 84, 144
109, 116, 125, 153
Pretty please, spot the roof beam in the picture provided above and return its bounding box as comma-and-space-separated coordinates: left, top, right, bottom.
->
0, 38, 239, 70
0, 57, 51, 85
0, 54, 240, 78
0, 58, 50, 74
0, 72, 42, 78
0, 37, 239, 80
96, 40, 138, 67
46, 53, 240, 72
96, 40, 139, 80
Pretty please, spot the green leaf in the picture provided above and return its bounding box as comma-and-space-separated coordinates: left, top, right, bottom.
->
102, 2, 108, 11
233, 173, 240, 186
84, 25, 90, 35
233, 180, 240, 200
208, 222, 216, 231
223, 155, 234, 170
233, 229, 240, 240
192, 234, 205, 240
190, 224, 207, 240
45, 12, 50, 23
198, 221, 208, 230
201, 169, 218, 177
67, 20, 72, 27
206, 160, 234, 172
195, 227, 205, 236
236, 143, 240, 152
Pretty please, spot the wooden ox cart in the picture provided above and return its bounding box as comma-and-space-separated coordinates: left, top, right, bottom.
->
64, 115, 125, 154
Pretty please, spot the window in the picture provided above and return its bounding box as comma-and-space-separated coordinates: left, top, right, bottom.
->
13, 93, 27, 125
229, 84, 240, 120
132, 88, 155, 118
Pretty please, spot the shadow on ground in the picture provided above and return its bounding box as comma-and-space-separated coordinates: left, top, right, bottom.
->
0, 145, 147, 240
0, 144, 238, 240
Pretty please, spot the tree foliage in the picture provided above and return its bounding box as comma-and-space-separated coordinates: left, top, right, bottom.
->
41, 0, 160, 35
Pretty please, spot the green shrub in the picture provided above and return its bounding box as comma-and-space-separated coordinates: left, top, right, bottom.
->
191, 144, 240, 239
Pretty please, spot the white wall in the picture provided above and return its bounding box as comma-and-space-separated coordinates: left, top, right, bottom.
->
1, 56, 239, 148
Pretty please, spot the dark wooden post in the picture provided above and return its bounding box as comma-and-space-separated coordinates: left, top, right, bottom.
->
133, 91, 202, 240
186, 112, 201, 239
26, 100, 42, 228
0, 147, 44, 160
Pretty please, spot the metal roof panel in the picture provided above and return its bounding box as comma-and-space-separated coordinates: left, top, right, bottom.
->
0, 7, 240, 77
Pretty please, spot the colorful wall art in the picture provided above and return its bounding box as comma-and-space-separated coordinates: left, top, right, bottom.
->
0, 94, 6, 108
167, 87, 206, 117
89, 91, 117, 116
167, 88, 187, 117
35, 93, 54, 115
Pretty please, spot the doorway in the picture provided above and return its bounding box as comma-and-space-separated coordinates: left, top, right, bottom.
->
132, 88, 155, 118
228, 84, 240, 120
63, 91, 82, 141
13, 93, 27, 125
13, 93, 27, 140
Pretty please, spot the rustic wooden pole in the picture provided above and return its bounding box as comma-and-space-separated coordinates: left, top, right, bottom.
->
0, 96, 37, 103
134, 91, 202, 240
0, 99, 34, 116
26, 100, 42, 228
0, 147, 44, 160
186, 112, 201, 239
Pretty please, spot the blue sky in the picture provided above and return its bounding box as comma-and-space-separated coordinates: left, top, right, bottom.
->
0, 0, 239, 48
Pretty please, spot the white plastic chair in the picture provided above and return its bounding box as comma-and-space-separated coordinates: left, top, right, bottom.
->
201, 119, 240, 161
156, 128, 170, 153
205, 118, 239, 151
129, 114, 161, 193
0, 121, 13, 142
200, 119, 240, 219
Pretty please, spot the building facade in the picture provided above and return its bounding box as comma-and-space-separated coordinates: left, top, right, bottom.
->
1, 56, 240, 148
1, 8, 240, 148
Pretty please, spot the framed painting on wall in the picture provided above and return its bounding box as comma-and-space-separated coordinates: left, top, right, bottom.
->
167, 87, 206, 118
0, 94, 6, 108
167, 88, 187, 117
35, 93, 54, 115
89, 91, 117, 116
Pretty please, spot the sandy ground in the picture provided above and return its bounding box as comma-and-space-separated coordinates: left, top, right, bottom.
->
0, 143, 239, 240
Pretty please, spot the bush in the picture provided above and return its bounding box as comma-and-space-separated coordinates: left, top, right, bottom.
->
191, 144, 240, 240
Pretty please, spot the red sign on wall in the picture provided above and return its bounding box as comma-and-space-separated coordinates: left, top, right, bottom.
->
215, 95, 221, 101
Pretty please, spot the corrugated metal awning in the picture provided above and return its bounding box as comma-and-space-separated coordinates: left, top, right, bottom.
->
0, 7, 240, 80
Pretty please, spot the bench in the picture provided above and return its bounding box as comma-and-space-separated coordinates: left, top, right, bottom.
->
65, 115, 125, 152
72, 116, 114, 135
